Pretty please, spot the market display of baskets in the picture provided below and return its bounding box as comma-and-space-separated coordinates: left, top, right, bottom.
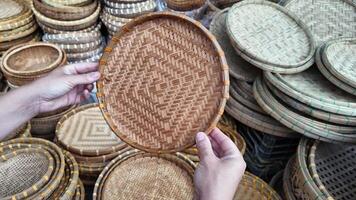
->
55, 103, 133, 185
0, 0, 40, 56
0, 138, 84, 200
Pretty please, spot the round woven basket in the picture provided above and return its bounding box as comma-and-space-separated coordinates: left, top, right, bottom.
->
0, 0, 30, 31
93, 151, 195, 200
97, 12, 229, 153
42, 30, 101, 44
226, 0, 315, 74
41, 0, 92, 7
56, 103, 127, 156
166, 0, 206, 11
103, 0, 157, 18
32, 0, 98, 21
0, 31, 40, 52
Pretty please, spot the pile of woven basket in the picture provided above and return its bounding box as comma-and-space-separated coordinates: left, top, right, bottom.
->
55, 103, 134, 186
0, 138, 85, 200
32, 0, 104, 63
0, 0, 40, 57
100, 0, 157, 37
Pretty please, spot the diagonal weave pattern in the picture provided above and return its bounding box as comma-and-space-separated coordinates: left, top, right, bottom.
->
98, 13, 228, 152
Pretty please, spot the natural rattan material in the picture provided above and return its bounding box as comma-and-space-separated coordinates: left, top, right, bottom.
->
210, 8, 261, 82
97, 12, 229, 153
166, 0, 206, 11
282, 0, 356, 47
226, 0, 315, 74
283, 156, 297, 200
56, 103, 126, 156
93, 152, 195, 200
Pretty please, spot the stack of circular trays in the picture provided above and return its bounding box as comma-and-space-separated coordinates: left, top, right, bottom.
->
181, 116, 247, 163
316, 38, 356, 96
166, 0, 206, 11
0, 0, 40, 57
100, 0, 157, 37
283, 138, 356, 199
281, 0, 356, 48
55, 103, 133, 186
1, 122, 32, 142
0, 138, 85, 200
32, 0, 104, 63
226, 0, 315, 74
254, 67, 356, 144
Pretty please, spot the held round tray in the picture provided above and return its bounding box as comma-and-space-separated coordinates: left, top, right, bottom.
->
226, 0, 315, 74
210, 8, 261, 82
2, 42, 63, 76
93, 151, 195, 200
56, 103, 127, 156
282, 0, 356, 47
97, 12, 229, 153
166, 0, 206, 11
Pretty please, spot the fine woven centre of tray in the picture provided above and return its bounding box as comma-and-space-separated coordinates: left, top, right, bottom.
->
98, 15, 226, 152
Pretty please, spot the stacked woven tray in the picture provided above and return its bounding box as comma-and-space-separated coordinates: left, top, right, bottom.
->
100, 0, 157, 37
167, 2, 208, 20
253, 68, 356, 144
0, 0, 40, 57
237, 121, 299, 181
32, 0, 104, 63
55, 104, 132, 186
166, 0, 206, 11
0, 138, 85, 200
283, 138, 356, 199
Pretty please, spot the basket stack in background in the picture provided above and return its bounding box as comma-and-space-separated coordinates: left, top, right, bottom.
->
164, 0, 208, 20
0, 138, 85, 200
100, 0, 157, 37
32, 0, 104, 63
55, 104, 133, 186
0, 42, 75, 140
0, 0, 40, 57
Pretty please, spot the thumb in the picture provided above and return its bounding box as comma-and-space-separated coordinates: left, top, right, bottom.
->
196, 132, 215, 162
65, 72, 100, 86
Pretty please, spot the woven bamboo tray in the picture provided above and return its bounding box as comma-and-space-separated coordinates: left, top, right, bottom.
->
230, 81, 265, 114
33, 2, 100, 31
265, 68, 356, 115
166, 0, 206, 11
210, 8, 261, 82
74, 180, 85, 200
38, 20, 101, 34
0, 138, 65, 199
52, 38, 103, 53
93, 151, 195, 200
0, 31, 40, 52
33, 0, 98, 21
67, 44, 104, 62
226, 0, 315, 74
104, 0, 152, 9
322, 38, 356, 89
41, 0, 92, 7
42, 31, 101, 44
282, 0, 356, 47
56, 103, 127, 156
2, 42, 63, 76
103, 0, 156, 18
308, 140, 356, 199
0, 0, 31, 31
234, 171, 282, 200
71, 146, 132, 163
253, 77, 356, 143
283, 155, 297, 200
0, 23, 38, 43
97, 12, 229, 153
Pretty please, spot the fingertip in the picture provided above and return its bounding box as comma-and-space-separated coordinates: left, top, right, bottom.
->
88, 72, 101, 81
195, 132, 206, 143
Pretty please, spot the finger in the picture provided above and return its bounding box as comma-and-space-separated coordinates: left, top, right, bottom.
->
62, 62, 99, 75
65, 71, 100, 86
209, 136, 222, 157
209, 128, 240, 158
74, 89, 91, 104
85, 83, 94, 91
195, 132, 215, 162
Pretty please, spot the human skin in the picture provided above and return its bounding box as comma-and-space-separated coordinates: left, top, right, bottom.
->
194, 128, 246, 200
0, 62, 100, 140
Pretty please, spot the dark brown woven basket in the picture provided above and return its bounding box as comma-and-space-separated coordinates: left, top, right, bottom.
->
166, 0, 206, 11
97, 12, 229, 153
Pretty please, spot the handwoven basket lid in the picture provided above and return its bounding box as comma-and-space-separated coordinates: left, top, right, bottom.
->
56, 104, 125, 156
97, 12, 229, 153
282, 0, 356, 47
311, 141, 356, 199
0, 0, 24, 21
265, 67, 356, 115
226, 0, 314, 72
322, 38, 356, 88
210, 8, 261, 82
3, 43, 63, 75
99, 154, 194, 200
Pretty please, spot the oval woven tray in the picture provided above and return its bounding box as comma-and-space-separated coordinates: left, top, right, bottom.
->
93, 152, 195, 200
265, 68, 356, 116
56, 103, 127, 156
97, 12, 229, 153
282, 0, 356, 47
226, 0, 315, 74
322, 38, 356, 89
253, 77, 356, 143
210, 8, 261, 82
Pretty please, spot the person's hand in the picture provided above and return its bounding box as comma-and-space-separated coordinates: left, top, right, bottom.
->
29, 62, 100, 114
194, 128, 246, 200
